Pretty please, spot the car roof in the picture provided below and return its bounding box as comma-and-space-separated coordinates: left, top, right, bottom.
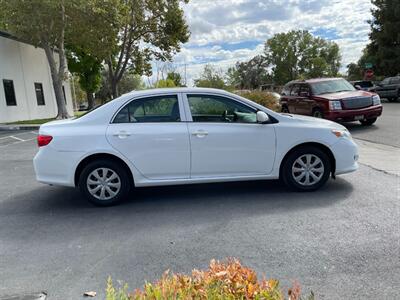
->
121, 87, 234, 98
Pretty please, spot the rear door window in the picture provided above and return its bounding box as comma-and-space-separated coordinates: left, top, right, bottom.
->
290, 84, 300, 96
113, 95, 180, 123
281, 84, 292, 96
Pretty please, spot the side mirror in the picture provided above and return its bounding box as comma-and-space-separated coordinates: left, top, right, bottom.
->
256, 111, 270, 123
355, 85, 362, 90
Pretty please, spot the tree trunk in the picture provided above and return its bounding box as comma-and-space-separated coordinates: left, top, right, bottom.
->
43, 44, 70, 119
110, 78, 119, 99
86, 91, 95, 109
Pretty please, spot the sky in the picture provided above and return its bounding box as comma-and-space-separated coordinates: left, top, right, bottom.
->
150, 0, 373, 86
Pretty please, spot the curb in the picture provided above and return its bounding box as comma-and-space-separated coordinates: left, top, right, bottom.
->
0, 292, 47, 300
0, 125, 40, 131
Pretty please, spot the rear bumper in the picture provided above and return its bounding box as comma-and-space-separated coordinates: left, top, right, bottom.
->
325, 105, 383, 122
33, 146, 83, 187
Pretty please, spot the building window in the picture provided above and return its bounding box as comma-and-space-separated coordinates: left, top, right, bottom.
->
34, 83, 45, 106
3, 79, 17, 106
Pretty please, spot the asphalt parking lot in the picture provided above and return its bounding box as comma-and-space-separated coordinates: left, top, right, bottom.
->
0, 103, 399, 299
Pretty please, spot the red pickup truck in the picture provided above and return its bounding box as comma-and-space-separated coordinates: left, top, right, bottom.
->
280, 78, 383, 126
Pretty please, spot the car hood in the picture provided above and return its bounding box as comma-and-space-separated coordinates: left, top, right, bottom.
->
283, 113, 346, 130
316, 90, 373, 100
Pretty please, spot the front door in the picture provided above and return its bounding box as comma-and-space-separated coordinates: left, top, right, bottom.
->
184, 94, 276, 178
106, 94, 190, 180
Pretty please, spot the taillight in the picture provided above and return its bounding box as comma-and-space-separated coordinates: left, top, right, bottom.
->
37, 135, 53, 147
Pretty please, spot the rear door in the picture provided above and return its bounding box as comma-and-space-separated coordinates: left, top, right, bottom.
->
106, 94, 191, 180
377, 78, 391, 97
296, 84, 313, 115
183, 93, 276, 177
387, 77, 400, 97
288, 84, 300, 113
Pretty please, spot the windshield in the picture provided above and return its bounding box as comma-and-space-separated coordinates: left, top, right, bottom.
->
310, 79, 355, 95
355, 81, 373, 88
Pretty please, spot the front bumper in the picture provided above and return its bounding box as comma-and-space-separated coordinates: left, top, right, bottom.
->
325, 105, 383, 122
331, 138, 359, 175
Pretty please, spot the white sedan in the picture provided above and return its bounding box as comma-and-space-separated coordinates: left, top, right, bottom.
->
34, 88, 358, 206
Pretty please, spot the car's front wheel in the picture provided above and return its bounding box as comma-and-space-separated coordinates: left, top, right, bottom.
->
79, 160, 130, 206
281, 146, 331, 191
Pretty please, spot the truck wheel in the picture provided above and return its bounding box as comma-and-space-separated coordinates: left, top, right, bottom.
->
312, 108, 324, 118
360, 118, 377, 126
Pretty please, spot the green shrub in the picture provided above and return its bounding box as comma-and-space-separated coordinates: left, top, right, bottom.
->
106, 258, 314, 300
235, 90, 281, 112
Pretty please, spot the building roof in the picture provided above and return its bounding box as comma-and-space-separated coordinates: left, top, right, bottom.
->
0, 30, 40, 48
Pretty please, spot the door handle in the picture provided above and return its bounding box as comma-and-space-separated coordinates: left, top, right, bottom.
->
113, 131, 131, 138
192, 130, 208, 137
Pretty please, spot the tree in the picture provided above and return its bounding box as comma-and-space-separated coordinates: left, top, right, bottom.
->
194, 65, 228, 89
155, 79, 176, 88
227, 55, 270, 89
96, 71, 145, 103
264, 30, 341, 84
346, 63, 363, 81
167, 72, 184, 87
365, 0, 400, 76
0, 0, 118, 118
106, 0, 190, 98
67, 47, 102, 109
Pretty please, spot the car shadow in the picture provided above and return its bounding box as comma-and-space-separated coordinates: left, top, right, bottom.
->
6, 177, 354, 218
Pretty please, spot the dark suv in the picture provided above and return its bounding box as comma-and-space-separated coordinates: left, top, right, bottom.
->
280, 78, 383, 126
369, 76, 400, 102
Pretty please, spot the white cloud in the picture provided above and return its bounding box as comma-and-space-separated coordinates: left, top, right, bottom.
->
147, 0, 373, 86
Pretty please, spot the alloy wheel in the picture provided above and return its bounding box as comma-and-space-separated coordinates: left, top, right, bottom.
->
86, 168, 121, 200
292, 154, 325, 186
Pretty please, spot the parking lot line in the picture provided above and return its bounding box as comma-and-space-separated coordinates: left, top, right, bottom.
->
0, 131, 38, 148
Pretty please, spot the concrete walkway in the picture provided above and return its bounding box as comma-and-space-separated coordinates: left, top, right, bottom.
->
355, 138, 400, 176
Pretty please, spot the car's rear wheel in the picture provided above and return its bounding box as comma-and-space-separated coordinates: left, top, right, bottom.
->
281, 146, 331, 191
312, 108, 324, 118
79, 160, 130, 206
360, 117, 377, 126
281, 106, 289, 113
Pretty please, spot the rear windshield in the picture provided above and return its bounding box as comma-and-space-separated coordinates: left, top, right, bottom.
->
310, 79, 355, 95
74, 103, 105, 119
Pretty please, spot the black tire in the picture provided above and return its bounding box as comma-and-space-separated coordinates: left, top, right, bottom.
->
312, 108, 324, 118
78, 159, 131, 206
281, 106, 289, 113
281, 146, 331, 192
360, 117, 377, 126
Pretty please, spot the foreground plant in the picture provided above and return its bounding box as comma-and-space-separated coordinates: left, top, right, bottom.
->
106, 258, 314, 300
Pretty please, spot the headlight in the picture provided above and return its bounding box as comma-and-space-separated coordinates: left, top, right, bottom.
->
332, 129, 352, 139
372, 95, 381, 105
329, 100, 342, 110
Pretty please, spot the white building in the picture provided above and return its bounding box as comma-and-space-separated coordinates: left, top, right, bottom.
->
0, 31, 74, 123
